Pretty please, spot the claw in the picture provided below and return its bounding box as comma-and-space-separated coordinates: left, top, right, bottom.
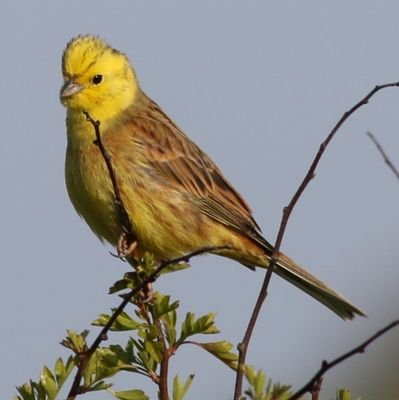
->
117, 232, 138, 258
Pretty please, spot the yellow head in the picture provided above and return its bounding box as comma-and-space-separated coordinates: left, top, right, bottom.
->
60, 35, 139, 121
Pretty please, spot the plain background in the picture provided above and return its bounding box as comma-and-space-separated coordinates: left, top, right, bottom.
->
1, 2, 398, 399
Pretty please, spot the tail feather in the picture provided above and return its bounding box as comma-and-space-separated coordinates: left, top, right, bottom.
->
273, 253, 365, 320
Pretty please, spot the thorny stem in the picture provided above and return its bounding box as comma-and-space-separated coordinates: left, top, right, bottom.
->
158, 318, 170, 400
289, 320, 399, 400
83, 111, 136, 245
233, 81, 399, 400
366, 131, 399, 181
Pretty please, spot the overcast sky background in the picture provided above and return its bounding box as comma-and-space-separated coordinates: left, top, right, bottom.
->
1, 2, 399, 399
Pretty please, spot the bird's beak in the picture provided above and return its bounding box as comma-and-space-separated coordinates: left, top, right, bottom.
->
60, 80, 84, 98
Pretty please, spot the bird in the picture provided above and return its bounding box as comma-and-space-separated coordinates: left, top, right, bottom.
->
60, 35, 364, 320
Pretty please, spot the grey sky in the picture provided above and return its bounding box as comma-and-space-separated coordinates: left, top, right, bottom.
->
1, 1, 398, 399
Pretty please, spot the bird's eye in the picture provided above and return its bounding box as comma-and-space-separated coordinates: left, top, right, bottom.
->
92, 74, 103, 85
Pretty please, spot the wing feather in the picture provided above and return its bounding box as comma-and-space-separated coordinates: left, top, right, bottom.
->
128, 96, 273, 252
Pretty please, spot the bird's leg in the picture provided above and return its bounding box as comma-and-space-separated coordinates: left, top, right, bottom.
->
117, 231, 138, 258
117, 231, 154, 303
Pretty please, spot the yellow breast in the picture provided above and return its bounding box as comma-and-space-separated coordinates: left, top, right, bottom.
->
65, 128, 121, 245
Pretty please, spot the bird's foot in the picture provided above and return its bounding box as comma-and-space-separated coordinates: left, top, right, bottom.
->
117, 232, 138, 258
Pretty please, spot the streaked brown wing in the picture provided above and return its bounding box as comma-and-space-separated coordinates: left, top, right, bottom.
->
130, 97, 273, 252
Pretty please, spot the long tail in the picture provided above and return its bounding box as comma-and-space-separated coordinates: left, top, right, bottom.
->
272, 252, 365, 320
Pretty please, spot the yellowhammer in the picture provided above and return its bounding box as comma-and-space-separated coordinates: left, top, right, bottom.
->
60, 35, 364, 320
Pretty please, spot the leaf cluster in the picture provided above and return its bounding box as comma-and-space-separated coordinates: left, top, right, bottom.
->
14, 256, 238, 399
14, 255, 362, 400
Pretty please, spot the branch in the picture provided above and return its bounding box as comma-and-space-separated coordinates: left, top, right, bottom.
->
233, 81, 399, 399
366, 131, 399, 181
288, 320, 399, 400
66, 245, 226, 399
158, 318, 170, 400
83, 111, 135, 241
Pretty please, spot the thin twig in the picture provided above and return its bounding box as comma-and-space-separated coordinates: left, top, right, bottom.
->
233, 81, 399, 400
366, 131, 399, 180
83, 111, 135, 239
158, 318, 170, 400
66, 245, 226, 399
288, 320, 399, 400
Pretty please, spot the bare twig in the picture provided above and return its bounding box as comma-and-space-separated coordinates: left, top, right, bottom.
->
233, 81, 399, 399
66, 245, 226, 399
366, 131, 399, 180
158, 318, 170, 400
83, 111, 136, 245
288, 320, 399, 400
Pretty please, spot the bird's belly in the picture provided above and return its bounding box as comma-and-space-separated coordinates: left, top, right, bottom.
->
123, 183, 210, 259
65, 145, 121, 245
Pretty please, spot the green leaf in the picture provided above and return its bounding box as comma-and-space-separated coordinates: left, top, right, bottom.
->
140, 252, 191, 276
144, 341, 163, 363
254, 369, 266, 398
140, 324, 159, 341
92, 310, 142, 331
178, 312, 219, 343
270, 382, 293, 399
90, 347, 139, 383
128, 337, 145, 356
138, 346, 157, 373
109, 277, 139, 294
163, 309, 177, 345
109, 271, 147, 294
108, 278, 132, 294
54, 356, 75, 387
82, 349, 98, 386
158, 261, 190, 275
14, 380, 51, 400
119, 339, 154, 375
15, 382, 35, 400
190, 340, 238, 370
244, 366, 294, 400
337, 389, 356, 400
244, 366, 268, 400
81, 347, 125, 387
60, 330, 89, 354
245, 365, 256, 387
112, 389, 149, 400
152, 293, 180, 320
107, 344, 139, 371
88, 380, 113, 391
172, 374, 195, 400
140, 252, 157, 274
40, 366, 57, 400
